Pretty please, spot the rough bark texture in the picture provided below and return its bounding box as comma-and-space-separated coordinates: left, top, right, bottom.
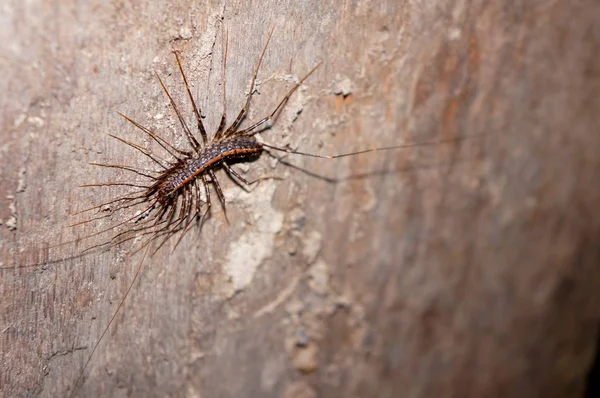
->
1, 1, 599, 397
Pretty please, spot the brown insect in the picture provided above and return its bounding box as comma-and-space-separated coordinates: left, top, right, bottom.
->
68, 28, 337, 396
72, 28, 305, 258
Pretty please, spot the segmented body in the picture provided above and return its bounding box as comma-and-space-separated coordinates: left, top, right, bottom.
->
155, 137, 263, 203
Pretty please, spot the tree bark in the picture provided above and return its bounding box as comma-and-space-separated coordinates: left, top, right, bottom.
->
1, 1, 599, 397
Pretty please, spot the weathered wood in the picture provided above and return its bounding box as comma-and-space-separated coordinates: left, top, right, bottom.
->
2, 0, 599, 397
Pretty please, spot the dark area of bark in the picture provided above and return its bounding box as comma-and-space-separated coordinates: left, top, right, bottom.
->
1, 1, 599, 397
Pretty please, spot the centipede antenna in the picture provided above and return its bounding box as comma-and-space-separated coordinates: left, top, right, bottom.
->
261, 134, 486, 160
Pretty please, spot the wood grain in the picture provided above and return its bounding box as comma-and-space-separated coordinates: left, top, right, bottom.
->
1, 1, 599, 397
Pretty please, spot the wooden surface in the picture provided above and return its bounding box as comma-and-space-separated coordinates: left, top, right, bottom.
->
1, 1, 599, 397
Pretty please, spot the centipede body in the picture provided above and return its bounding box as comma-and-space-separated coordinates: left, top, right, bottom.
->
71, 26, 324, 258
60, 28, 329, 395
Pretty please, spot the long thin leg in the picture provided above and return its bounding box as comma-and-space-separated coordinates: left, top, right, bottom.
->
98, 212, 165, 253
118, 112, 189, 158
162, 193, 179, 231
70, 242, 154, 398
197, 177, 212, 224
173, 175, 212, 250
153, 189, 192, 255
70, 199, 155, 229
170, 209, 199, 253
174, 51, 207, 147
224, 27, 275, 136
223, 162, 282, 188
171, 181, 204, 252
80, 181, 151, 189
121, 198, 176, 257
34, 193, 150, 257
88, 162, 158, 180
72, 190, 147, 215
208, 170, 228, 224
238, 61, 322, 137
119, 201, 172, 250
201, 174, 212, 215
74, 200, 159, 252
108, 134, 168, 170
214, 27, 230, 140
72, 196, 152, 227
155, 71, 201, 152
